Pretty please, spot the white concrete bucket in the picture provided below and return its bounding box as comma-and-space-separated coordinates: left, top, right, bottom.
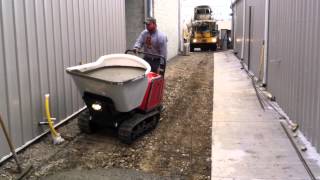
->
66, 54, 151, 112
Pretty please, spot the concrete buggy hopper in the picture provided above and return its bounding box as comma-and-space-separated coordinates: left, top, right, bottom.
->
66, 52, 165, 143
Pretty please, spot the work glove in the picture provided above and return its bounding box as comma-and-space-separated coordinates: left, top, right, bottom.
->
132, 48, 139, 54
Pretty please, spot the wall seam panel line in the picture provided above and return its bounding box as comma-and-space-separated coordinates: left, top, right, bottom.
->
0, 0, 11, 133
111, 1, 115, 52
102, 0, 106, 53
78, 0, 83, 62
93, 0, 96, 59
71, 0, 79, 109
303, 0, 309, 139
91, 0, 96, 59
42, 0, 51, 103
34, 0, 43, 126
105, 0, 109, 54
89, 0, 94, 60
58, 0, 67, 118
315, 0, 320, 151
77, 0, 82, 107
96, 0, 100, 55
290, 2, 296, 119
85, 0, 89, 63
71, 0, 78, 110
66, 0, 74, 111
83, 0, 89, 63
50, 0, 60, 120
117, 1, 121, 51
0, 0, 10, 157
81, 0, 88, 63
308, 0, 314, 144
11, 0, 25, 144
311, 0, 318, 145
51, 1, 63, 121
99, 0, 103, 55
87, 0, 92, 61
22, 0, 34, 139
116, 0, 119, 51
123, 0, 126, 50
58, 0, 67, 116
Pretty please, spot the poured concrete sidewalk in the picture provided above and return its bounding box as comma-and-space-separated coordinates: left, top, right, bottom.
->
212, 51, 310, 180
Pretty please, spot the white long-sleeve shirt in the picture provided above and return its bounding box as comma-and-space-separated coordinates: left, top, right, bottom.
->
133, 29, 168, 59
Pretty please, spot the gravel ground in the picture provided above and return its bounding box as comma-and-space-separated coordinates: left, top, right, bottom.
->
0, 52, 213, 180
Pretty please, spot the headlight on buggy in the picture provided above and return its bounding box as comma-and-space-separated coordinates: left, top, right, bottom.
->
92, 103, 102, 111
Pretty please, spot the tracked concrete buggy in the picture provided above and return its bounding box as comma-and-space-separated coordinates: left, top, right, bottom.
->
66, 50, 165, 144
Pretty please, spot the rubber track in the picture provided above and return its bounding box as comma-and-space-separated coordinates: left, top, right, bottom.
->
118, 109, 160, 144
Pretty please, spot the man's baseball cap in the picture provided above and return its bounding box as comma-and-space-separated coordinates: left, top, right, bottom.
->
144, 17, 156, 24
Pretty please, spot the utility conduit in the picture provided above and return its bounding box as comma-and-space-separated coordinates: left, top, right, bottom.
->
0, 107, 86, 164
45, 94, 64, 145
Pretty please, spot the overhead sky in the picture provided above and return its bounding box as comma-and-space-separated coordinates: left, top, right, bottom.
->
181, 0, 233, 21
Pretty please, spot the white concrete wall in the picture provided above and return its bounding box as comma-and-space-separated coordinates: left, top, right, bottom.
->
154, 0, 179, 59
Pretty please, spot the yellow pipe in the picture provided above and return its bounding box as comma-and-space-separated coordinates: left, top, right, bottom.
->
45, 94, 59, 138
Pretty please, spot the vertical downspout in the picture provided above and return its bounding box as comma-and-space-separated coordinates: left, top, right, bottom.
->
144, 0, 148, 18
263, 0, 269, 85
240, 0, 246, 60
232, 4, 236, 51
146, 0, 153, 17
150, 0, 153, 17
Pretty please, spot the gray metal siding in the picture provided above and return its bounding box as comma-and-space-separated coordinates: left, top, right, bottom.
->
246, 0, 265, 76
234, 0, 265, 74
233, 0, 265, 76
232, 0, 243, 58
267, 0, 320, 151
0, 0, 126, 159
0, 0, 10, 155
233, 0, 320, 152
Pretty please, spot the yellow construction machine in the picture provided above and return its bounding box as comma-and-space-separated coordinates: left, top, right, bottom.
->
190, 5, 218, 51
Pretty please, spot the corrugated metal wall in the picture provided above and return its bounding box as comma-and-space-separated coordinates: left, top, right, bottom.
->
232, 0, 320, 152
232, 0, 243, 57
267, 0, 320, 151
0, 0, 126, 159
232, 0, 265, 75
244, 0, 265, 75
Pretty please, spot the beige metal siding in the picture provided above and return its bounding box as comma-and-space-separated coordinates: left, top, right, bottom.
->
0, 0, 126, 159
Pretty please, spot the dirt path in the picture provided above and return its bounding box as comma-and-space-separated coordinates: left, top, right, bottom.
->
0, 52, 213, 180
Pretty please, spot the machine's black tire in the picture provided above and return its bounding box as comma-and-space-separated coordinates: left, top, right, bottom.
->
78, 110, 95, 134
211, 44, 217, 51
190, 45, 194, 52
202, 46, 208, 51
